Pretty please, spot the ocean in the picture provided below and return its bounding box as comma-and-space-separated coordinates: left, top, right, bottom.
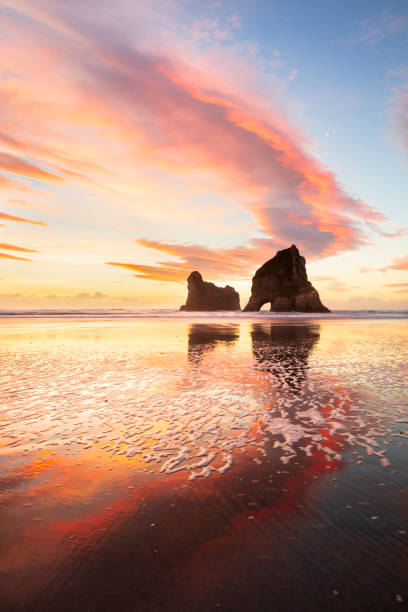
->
0, 308, 407, 318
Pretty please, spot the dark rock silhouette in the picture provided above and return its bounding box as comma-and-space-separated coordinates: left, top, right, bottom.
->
180, 271, 240, 311
244, 245, 330, 312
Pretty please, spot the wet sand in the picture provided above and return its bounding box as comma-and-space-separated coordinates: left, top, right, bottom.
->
0, 317, 407, 610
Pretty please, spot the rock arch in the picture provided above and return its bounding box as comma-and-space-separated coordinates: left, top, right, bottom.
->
244, 245, 330, 313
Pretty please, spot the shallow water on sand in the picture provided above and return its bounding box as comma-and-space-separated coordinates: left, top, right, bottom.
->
0, 317, 407, 611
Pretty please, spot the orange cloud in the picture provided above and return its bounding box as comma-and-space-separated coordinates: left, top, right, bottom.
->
106, 261, 188, 282
0, 243, 39, 253
107, 238, 282, 282
0, 174, 29, 192
384, 282, 408, 289
6, 199, 31, 207
378, 254, 408, 272
0, 211, 47, 226
0, 252, 32, 262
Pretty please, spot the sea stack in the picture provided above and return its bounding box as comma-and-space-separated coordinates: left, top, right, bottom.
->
244, 245, 330, 313
180, 271, 240, 311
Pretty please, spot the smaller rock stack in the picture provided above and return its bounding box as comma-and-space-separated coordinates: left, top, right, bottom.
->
180, 271, 240, 311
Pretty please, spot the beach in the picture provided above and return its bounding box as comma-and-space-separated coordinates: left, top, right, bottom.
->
0, 314, 407, 611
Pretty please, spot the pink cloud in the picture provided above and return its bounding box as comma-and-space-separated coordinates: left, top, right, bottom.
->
378, 226, 406, 238
0, 151, 63, 183
378, 254, 408, 272
383, 282, 408, 293
0, 0, 397, 275
0, 174, 30, 192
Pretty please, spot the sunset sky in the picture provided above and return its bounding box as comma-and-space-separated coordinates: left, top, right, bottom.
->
0, 0, 407, 310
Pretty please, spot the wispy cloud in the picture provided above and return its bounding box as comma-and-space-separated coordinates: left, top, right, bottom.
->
106, 238, 276, 282
0, 243, 39, 253
74, 291, 107, 299
5, 199, 33, 207
393, 82, 408, 155
377, 226, 406, 239
0, 152, 63, 183
384, 282, 408, 288
378, 254, 408, 272
0, 252, 32, 262
349, 10, 408, 46
106, 261, 188, 283
383, 282, 408, 293
0, 211, 47, 226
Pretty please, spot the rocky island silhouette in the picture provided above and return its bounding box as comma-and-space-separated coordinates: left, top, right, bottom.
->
180, 244, 330, 313
180, 271, 240, 311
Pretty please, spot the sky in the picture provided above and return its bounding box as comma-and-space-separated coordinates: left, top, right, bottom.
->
0, 0, 407, 310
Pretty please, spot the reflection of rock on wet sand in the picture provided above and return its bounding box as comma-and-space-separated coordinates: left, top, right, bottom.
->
188, 323, 240, 363
251, 324, 320, 391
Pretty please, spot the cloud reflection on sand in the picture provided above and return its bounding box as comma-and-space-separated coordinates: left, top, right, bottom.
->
0, 318, 407, 610
0, 319, 399, 482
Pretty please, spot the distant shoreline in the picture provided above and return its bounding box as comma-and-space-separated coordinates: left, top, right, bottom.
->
0, 309, 407, 319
